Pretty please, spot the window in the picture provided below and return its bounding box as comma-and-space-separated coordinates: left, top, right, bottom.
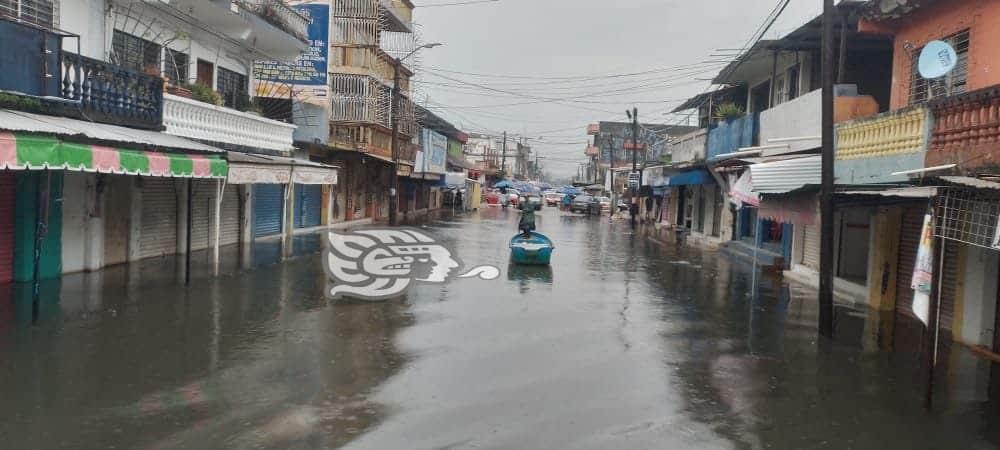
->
773, 75, 786, 106
216, 66, 248, 109
0, 0, 57, 29
163, 48, 189, 84
909, 29, 969, 104
787, 66, 799, 100
111, 30, 161, 75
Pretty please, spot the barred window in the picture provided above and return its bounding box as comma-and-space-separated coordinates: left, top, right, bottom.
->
111, 30, 161, 75
216, 66, 248, 109
163, 48, 189, 84
0, 0, 57, 29
909, 29, 969, 105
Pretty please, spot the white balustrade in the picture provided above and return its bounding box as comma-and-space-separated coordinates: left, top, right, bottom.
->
163, 93, 296, 153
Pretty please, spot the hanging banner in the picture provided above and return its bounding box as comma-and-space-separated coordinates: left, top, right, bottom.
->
911, 213, 935, 326
252, 3, 330, 106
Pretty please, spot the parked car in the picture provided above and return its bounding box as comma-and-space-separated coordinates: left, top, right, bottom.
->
596, 196, 612, 211
544, 192, 562, 206
570, 195, 594, 214
484, 190, 503, 206
505, 189, 521, 208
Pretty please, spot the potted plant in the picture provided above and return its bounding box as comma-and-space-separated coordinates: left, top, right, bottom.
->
165, 83, 193, 98
185, 83, 222, 106
713, 102, 746, 122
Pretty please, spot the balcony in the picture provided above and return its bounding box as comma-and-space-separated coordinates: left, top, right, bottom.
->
927, 85, 1000, 174
759, 86, 879, 156
162, 93, 295, 154
380, 0, 413, 33
669, 129, 707, 164
0, 18, 164, 130
163, 0, 307, 61
329, 73, 416, 135
707, 113, 758, 159
834, 106, 931, 184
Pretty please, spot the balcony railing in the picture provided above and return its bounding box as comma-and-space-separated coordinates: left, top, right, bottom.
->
758, 87, 879, 156
707, 113, 758, 159
927, 85, 1000, 172
162, 93, 295, 153
329, 73, 416, 136
237, 0, 309, 41
380, 0, 413, 32
60, 52, 163, 130
834, 106, 931, 184
669, 129, 707, 164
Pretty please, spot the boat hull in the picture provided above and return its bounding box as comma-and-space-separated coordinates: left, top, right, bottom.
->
509, 232, 554, 265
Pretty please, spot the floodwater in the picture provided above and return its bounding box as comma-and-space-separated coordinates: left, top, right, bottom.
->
3, 207, 1000, 449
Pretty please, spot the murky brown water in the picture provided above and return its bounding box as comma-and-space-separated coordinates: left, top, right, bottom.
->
3, 207, 1000, 449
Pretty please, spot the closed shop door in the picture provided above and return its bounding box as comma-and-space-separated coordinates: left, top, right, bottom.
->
140, 178, 178, 259
0, 172, 14, 283
253, 184, 284, 238
802, 224, 820, 270
294, 184, 322, 228
895, 208, 924, 320
219, 184, 241, 246
104, 175, 132, 266
938, 241, 961, 332
190, 180, 215, 251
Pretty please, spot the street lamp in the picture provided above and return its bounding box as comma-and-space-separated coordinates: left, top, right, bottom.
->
389, 42, 442, 226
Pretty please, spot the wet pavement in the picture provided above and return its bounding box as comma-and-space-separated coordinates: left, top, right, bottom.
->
4, 207, 1000, 449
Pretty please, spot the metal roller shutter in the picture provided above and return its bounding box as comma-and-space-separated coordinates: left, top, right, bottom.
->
140, 178, 178, 259
294, 184, 322, 228
938, 241, 960, 332
0, 173, 14, 283
190, 180, 215, 251
895, 208, 924, 319
219, 184, 240, 246
802, 224, 820, 270
253, 184, 284, 238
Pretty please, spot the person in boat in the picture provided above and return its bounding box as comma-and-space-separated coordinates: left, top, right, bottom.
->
517, 195, 537, 236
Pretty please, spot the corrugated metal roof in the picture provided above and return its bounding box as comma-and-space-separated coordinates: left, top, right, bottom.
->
0, 108, 223, 153
939, 176, 1000, 190
838, 186, 938, 198
750, 155, 820, 194
226, 151, 337, 169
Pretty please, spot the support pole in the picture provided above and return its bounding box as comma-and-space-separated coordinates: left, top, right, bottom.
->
925, 230, 945, 410
501, 131, 507, 178
631, 107, 639, 228
31, 170, 51, 322
818, 0, 836, 337
185, 178, 193, 285
389, 59, 401, 226
213, 179, 223, 276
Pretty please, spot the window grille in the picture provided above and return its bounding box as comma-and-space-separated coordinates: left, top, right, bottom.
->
909, 29, 969, 105
216, 66, 248, 109
111, 30, 161, 74
0, 0, 57, 29
935, 187, 1000, 251
164, 48, 189, 84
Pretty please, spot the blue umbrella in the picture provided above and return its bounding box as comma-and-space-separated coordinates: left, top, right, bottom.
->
494, 180, 514, 189
560, 186, 582, 195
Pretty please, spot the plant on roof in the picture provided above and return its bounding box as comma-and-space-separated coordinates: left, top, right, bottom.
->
714, 102, 746, 121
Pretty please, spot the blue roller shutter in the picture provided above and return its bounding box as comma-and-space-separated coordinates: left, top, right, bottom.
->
253, 184, 284, 238
294, 184, 322, 228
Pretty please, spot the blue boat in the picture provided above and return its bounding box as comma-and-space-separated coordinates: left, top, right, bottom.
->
509, 232, 554, 265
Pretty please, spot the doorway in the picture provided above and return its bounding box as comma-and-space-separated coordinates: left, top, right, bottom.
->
196, 59, 214, 86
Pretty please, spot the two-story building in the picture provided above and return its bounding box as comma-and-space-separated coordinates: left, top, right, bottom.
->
0, 0, 333, 283
835, 0, 1000, 356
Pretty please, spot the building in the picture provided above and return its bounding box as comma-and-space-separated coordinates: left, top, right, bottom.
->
292, 0, 418, 224
0, 0, 335, 283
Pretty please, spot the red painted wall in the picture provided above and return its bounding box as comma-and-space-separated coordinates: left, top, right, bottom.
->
860, 0, 1000, 110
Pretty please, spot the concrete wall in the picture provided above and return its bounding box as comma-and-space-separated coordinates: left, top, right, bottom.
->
60, 0, 107, 58
669, 129, 707, 164
759, 89, 821, 154
958, 246, 999, 346
61, 173, 105, 274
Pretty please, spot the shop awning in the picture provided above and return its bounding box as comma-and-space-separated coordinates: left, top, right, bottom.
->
837, 186, 938, 198
226, 151, 337, 185
0, 108, 223, 154
759, 192, 818, 225
668, 169, 714, 186
0, 132, 226, 178
730, 170, 759, 206
750, 155, 820, 194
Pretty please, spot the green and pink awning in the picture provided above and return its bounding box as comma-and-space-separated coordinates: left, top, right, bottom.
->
0, 132, 227, 178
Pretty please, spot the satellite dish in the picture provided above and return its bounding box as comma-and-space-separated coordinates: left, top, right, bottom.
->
918, 40, 958, 79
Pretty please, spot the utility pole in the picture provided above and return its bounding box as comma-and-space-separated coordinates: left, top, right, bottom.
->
607, 134, 615, 220
818, 0, 836, 337
500, 131, 507, 179
628, 107, 639, 228
389, 58, 401, 226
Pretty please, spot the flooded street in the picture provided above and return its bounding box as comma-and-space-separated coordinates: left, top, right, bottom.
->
4, 207, 1000, 449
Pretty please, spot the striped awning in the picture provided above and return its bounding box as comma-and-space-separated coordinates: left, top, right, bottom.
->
0, 132, 227, 178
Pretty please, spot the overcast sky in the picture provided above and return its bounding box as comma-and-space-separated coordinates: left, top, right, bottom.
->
411, 0, 824, 177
